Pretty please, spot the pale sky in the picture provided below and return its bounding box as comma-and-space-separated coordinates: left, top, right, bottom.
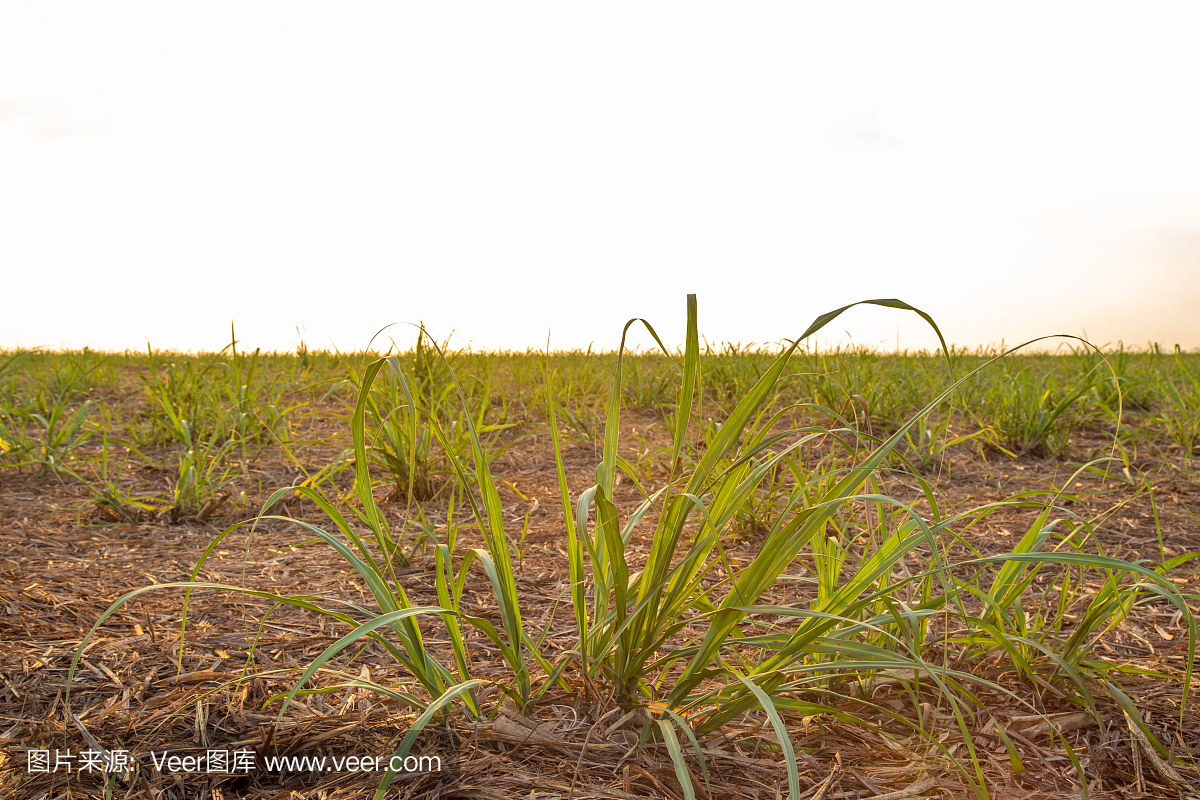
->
2, 4, 1198, 354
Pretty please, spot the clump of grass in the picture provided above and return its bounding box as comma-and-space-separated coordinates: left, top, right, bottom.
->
360, 332, 516, 503
0, 349, 104, 473
360, 349, 440, 502
64, 431, 159, 523
0, 351, 32, 461
978, 360, 1095, 458
897, 407, 988, 474
1155, 348, 1200, 464
137, 341, 291, 455
623, 352, 676, 408
131, 331, 307, 519
548, 300, 1193, 796
29, 391, 96, 474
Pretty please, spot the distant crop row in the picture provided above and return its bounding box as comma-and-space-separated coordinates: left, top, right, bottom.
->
2, 333, 1198, 518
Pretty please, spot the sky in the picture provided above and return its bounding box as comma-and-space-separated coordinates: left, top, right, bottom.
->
2, 3, 1199, 355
